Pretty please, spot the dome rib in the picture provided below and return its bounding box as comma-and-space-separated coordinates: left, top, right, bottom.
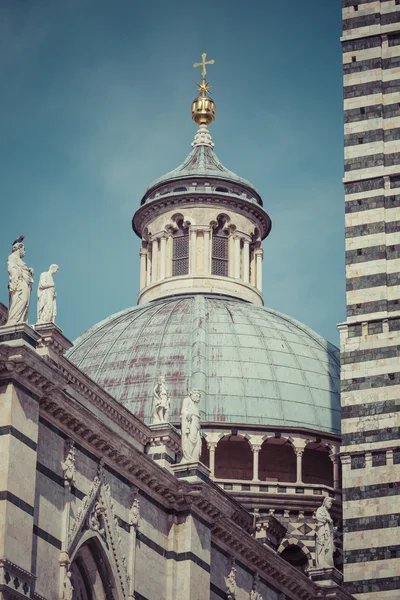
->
114, 299, 179, 405
70, 308, 136, 368
265, 311, 319, 429
92, 303, 158, 385
234, 302, 286, 424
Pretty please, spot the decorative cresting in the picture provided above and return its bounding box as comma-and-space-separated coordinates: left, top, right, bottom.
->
133, 54, 271, 306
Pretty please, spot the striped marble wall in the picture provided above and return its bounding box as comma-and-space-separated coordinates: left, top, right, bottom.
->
340, 1, 400, 598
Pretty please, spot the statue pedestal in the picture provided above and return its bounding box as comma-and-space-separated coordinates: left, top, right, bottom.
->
171, 461, 210, 484
307, 566, 343, 587
0, 322, 40, 349
35, 322, 73, 361
147, 423, 182, 470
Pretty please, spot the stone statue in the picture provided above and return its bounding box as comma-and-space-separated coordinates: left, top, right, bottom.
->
226, 558, 237, 599
62, 570, 73, 600
315, 497, 335, 568
152, 376, 170, 424
180, 389, 202, 463
129, 496, 140, 528
61, 440, 76, 484
37, 264, 59, 324
89, 500, 105, 536
6, 240, 34, 325
250, 573, 263, 600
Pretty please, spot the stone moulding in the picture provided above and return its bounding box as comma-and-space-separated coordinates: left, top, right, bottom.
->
67, 469, 129, 599
133, 193, 271, 239
0, 558, 36, 600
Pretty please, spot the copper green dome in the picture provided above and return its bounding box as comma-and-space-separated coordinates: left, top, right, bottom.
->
140, 125, 262, 207
67, 295, 340, 434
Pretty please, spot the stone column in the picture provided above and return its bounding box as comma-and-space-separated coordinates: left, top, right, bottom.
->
250, 248, 256, 286
139, 248, 147, 290
207, 441, 217, 478
234, 236, 241, 279
146, 247, 152, 285
330, 453, 340, 489
190, 230, 197, 275
151, 238, 158, 283
252, 445, 261, 481
294, 447, 304, 484
159, 235, 167, 281
255, 249, 263, 291
243, 239, 250, 284
203, 230, 210, 275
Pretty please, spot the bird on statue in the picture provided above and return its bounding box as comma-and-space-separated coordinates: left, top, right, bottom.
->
12, 235, 24, 246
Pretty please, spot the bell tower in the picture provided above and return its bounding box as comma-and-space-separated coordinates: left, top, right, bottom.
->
132, 54, 271, 305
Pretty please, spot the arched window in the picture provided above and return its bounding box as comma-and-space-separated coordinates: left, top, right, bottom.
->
212, 219, 229, 276
172, 222, 189, 276
280, 545, 309, 572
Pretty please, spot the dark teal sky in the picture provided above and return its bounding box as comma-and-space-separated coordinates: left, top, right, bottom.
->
0, 0, 344, 344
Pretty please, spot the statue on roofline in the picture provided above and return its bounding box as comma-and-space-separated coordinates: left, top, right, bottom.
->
37, 264, 59, 324
6, 236, 34, 325
180, 389, 202, 463
152, 376, 170, 424
315, 497, 336, 568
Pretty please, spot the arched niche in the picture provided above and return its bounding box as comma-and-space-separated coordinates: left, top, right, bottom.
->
279, 544, 309, 573
302, 441, 333, 487
258, 438, 296, 483
69, 534, 121, 600
214, 434, 253, 480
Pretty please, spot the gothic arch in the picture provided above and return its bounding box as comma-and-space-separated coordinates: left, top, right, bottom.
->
70, 533, 122, 600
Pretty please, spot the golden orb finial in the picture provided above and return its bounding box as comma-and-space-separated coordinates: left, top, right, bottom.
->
192, 53, 216, 126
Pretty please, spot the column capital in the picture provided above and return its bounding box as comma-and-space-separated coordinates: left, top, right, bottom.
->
251, 444, 262, 453
207, 441, 218, 451
254, 248, 264, 257
139, 248, 147, 256
293, 446, 305, 457
329, 453, 339, 464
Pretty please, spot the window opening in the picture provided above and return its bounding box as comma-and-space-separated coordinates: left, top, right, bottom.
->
360, 107, 366, 115
354, 4, 358, 10
172, 222, 189, 276
212, 233, 229, 276
352, 56, 357, 62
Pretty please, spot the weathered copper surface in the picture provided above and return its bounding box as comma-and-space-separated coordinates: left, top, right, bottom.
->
68, 295, 340, 433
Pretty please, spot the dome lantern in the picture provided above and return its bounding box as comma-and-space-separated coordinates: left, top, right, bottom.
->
132, 55, 272, 306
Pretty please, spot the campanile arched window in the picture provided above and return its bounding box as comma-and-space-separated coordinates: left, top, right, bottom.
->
212, 218, 229, 276
172, 221, 189, 276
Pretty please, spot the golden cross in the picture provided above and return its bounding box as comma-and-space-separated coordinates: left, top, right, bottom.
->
193, 53, 215, 80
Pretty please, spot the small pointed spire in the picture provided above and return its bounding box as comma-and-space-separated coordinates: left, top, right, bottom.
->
192, 124, 214, 148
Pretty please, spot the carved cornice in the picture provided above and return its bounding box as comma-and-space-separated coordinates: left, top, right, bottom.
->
211, 518, 351, 600
0, 344, 63, 398
58, 355, 149, 445
0, 559, 36, 600
133, 193, 271, 239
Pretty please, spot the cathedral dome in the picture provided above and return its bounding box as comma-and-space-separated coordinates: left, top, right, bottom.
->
67, 295, 340, 435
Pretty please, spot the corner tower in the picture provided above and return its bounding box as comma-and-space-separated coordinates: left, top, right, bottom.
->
340, 3, 400, 598
132, 56, 271, 306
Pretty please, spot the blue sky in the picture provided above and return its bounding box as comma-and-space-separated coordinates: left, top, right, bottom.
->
0, 0, 344, 344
